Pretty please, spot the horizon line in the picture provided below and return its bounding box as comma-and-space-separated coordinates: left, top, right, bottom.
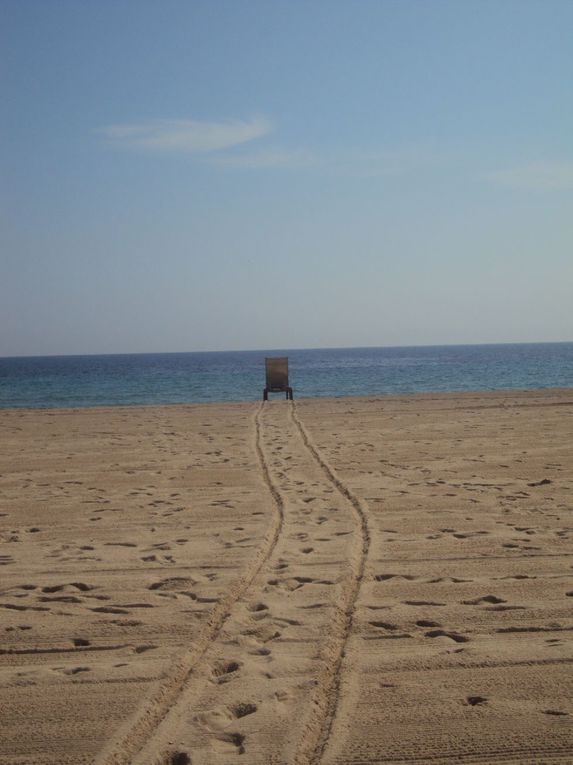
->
2, 338, 572, 361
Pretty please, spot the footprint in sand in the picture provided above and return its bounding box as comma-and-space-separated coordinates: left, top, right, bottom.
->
466, 696, 487, 706
247, 601, 268, 613
231, 702, 257, 718
240, 624, 281, 643
463, 595, 506, 605
2, 603, 49, 612
248, 645, 272, 656
134, 644, 157, 654
167, 753, 191, 765
91, 606, 130, 614
39, 595, 83, 603
61, 666, 91, 675
148, 577, 197, 591
376, 573, 416, 582
369, 621, 399, 630
215, 732, 246, 755
425, 629, 469, 643
105, 541, 137, 548
212, 660, 241, 684
56, 582, 93, 592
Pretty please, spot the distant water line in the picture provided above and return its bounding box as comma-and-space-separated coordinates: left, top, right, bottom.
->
0, 343, 572, 409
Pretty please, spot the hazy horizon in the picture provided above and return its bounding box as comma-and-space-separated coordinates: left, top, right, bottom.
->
2, 0, 572, 357
3, 338, 573, 361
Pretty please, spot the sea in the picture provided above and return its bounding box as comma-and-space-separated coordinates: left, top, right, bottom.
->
1, 343, 572, 410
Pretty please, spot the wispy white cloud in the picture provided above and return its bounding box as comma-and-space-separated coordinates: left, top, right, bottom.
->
211, 144, 439, 174
100, 115, 441, 177
486, 162, 573, 191
100, 116, 271, 153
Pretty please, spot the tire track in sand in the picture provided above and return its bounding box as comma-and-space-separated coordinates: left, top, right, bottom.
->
95, 402, 284, 765
290, 401, 371, 765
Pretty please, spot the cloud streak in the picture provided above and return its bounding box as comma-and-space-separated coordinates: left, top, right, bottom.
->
487, 162, 573, 191
211, 144, 439, 174
100, 115, 441, 177
100, 116, 271, 153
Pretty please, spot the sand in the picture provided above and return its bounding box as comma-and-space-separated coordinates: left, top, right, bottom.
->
0, 389, 572, 765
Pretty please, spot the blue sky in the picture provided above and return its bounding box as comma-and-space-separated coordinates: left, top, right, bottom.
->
1, 0, 572, 356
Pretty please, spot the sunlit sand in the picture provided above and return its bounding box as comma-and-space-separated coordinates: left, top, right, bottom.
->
1, 389, 572, 764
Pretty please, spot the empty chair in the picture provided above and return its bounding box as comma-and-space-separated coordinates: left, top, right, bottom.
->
263, 357, 293, 401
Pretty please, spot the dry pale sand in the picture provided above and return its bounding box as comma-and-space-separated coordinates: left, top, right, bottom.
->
1, 389, 572, 765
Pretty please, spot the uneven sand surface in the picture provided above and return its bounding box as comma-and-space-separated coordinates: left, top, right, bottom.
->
0, 389, 572, 764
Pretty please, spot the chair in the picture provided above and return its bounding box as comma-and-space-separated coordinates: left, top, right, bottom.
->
263, 357, 293, 401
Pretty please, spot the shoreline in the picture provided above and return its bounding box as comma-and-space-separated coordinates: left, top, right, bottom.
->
2, 384, 573, 414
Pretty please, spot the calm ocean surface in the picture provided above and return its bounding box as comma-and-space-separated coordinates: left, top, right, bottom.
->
1, 344, 572, 409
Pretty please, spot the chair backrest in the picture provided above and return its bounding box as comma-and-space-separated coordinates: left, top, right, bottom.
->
265, 357, 289, 390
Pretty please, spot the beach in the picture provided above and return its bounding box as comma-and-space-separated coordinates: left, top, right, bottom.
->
1, 389, 572, 765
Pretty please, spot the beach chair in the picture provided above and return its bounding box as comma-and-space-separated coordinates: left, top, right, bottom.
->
263, 357, 293, 401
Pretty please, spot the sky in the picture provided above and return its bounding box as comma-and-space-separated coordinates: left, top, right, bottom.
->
1, 0, 572, 356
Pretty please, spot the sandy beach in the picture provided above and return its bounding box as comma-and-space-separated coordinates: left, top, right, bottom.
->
1, 389, 572, 765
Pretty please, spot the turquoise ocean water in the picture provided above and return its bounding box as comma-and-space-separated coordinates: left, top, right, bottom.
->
1, 343, 572, 409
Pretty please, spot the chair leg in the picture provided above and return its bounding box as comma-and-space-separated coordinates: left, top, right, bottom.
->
263, 388, 268, 401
